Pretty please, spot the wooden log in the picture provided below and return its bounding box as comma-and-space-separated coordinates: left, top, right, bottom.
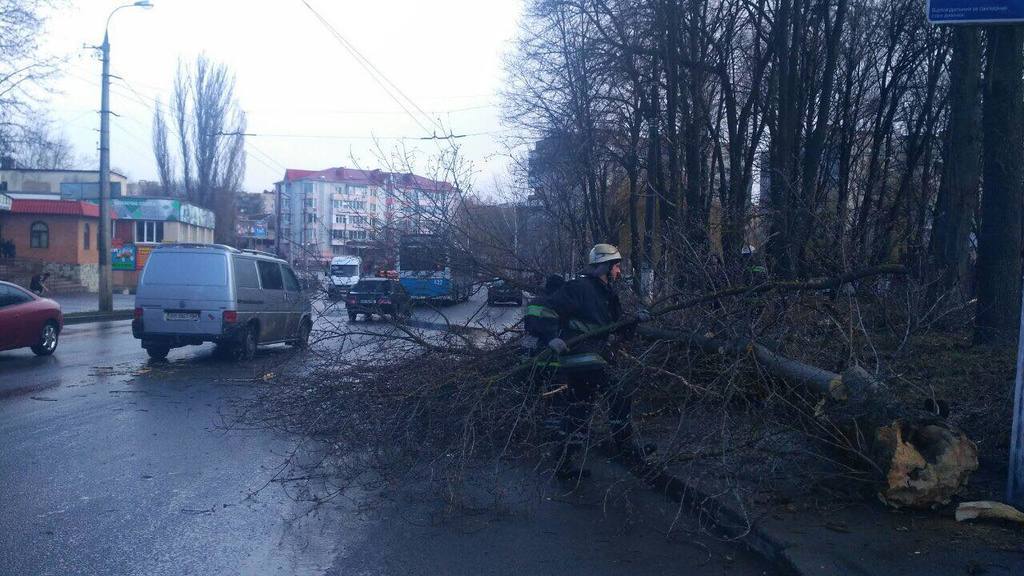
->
637, 326, 979, 509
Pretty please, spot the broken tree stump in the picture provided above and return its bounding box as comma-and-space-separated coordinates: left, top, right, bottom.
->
638, 326, 979, 509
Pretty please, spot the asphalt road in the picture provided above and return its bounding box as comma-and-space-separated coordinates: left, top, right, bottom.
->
0, 314, 774, 575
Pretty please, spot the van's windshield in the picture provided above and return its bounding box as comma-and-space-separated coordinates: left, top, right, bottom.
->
331, 264, 359, 277
143, 252, 228, 286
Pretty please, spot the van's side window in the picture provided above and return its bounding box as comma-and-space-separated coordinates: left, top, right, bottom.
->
233, 257, 260, 289
256, 260, 284, 290
281, 266, 301, 292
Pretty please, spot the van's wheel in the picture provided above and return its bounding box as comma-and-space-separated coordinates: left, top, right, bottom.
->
236, 324, 257, 361
145, 345, 169, 360
31, 321, 60, 356
290, 319, 312, 348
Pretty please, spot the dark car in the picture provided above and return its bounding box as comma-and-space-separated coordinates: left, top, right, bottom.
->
0, 280, 63, 356
486, 280, 523, 306
345, 278, 412, 321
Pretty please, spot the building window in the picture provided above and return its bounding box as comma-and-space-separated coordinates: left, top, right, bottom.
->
334, 214, 346, 225
337, 200, 365, 211
135, 220, 164, 243
30, 221, 49, 248
84, 223, 90, 250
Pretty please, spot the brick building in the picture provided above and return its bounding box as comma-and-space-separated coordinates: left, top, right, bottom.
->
0, 199, 113, 291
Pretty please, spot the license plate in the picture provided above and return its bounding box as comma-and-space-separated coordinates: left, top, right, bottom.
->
165, 312, 199, 321
360, 299, 376, 304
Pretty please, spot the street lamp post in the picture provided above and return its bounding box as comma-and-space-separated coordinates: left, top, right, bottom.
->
98, 1, 152, 312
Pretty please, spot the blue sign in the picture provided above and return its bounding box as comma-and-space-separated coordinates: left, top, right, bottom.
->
928, 0, 1024, 24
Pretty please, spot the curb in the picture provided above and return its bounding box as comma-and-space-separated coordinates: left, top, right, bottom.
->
64, 310, 134, 325
616, 457, 802, 576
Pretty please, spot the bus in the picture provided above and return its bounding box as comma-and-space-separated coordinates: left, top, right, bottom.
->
397, 233, 472, 303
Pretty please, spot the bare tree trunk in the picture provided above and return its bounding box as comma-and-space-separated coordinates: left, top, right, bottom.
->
767, 0, 799, 276
152, 99, 175, 196
930, 27, 982, 293
795, 0, 848, 271
643, 47, 661, 280
663, 0, 681, 231
975, 25, 1024, 344
173, 61, 193, 201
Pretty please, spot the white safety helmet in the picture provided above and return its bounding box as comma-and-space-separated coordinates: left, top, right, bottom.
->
588, 243, 622, 265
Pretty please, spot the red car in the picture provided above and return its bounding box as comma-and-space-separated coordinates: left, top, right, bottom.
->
0, 280, 63, 355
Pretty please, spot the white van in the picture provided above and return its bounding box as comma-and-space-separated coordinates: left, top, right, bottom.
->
132, 244, 313, 360
328, 255, 361, 299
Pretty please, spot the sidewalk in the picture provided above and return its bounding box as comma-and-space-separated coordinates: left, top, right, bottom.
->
52, 293, 134, 314
620, 420, 1024, 576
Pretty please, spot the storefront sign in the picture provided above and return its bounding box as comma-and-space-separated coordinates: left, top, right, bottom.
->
112, 198, 215, 229
238, 218, 269, 239
179, 202, 216, 228
114, 198, 178, 221
928, 0, 1024, 23
112, 243, 137, 271
136, 245, 154, 270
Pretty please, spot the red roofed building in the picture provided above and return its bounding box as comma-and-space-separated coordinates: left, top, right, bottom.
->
0, 199, 117, 292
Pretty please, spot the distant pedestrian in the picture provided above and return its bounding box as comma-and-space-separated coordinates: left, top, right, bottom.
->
30, 272, 49, 295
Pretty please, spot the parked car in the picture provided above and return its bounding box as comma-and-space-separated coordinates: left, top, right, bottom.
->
345, 278, 412, 321
486, 280, 523, 306
0, 280, 62, 356
132, 244, 313, 361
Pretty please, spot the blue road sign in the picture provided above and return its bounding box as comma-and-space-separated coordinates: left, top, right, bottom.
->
928, 0, 1024, 24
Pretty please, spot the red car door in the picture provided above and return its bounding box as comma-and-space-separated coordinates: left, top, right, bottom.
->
0, 284, 47, 350
0, 285, 26, 350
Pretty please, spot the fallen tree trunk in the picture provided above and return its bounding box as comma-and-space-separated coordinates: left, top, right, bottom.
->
638, 326, 979, 509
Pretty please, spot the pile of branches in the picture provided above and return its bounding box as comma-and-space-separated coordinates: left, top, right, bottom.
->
244, 267, 990, 517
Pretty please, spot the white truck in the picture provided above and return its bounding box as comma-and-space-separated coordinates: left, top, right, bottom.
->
328, 255, 361, 300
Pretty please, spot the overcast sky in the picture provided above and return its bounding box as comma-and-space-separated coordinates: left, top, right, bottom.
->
40, 0, 524, 195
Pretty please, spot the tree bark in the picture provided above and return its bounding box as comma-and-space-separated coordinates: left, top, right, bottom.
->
637, 326, 979, 508
930, 27, 982, 294
976, 26, 1024, 344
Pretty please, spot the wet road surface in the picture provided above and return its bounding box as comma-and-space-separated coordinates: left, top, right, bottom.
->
1, 318, 774, 575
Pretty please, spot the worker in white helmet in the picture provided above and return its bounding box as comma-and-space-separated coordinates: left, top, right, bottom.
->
544, 243, 645, 479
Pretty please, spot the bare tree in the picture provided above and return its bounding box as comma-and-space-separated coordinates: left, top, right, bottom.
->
152, 98, 175, 196
0, 1, 63, 159
929, 27, 982, 294
975, 26, 1024, 344
15, 118, 77, 169
154, 55, 247, 244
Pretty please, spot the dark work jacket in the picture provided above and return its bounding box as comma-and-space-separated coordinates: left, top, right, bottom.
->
546, 274, 621, 358
524, 294, 561, 353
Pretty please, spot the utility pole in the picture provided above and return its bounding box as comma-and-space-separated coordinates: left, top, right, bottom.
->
98, 29, 112, 312
1009, 278, 1024, 507
97, 1, 152, 312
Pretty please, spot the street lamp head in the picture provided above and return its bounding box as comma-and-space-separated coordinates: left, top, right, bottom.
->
133, 1, 153, 7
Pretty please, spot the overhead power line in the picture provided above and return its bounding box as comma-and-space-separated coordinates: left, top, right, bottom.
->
298, 0, 466, 149
65, 70, 288, 175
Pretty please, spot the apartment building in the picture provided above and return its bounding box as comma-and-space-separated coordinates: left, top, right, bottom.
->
274, 167, 455, 266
